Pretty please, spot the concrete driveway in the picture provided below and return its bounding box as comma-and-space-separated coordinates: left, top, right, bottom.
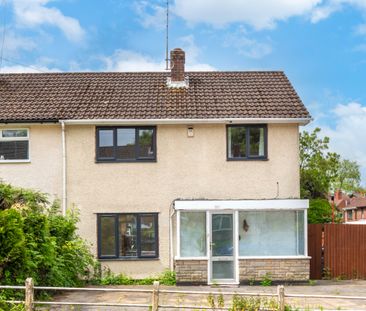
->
41, 280, 366, 310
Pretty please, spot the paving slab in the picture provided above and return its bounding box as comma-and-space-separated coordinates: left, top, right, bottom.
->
39, 280, 366, 311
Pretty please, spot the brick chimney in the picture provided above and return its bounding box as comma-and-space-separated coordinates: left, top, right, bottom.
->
335, 189, 342, 201
167, 48, 188, 88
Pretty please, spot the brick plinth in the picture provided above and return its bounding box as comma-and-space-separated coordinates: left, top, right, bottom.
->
175, 260, 208, 284
239, 258, 310, 282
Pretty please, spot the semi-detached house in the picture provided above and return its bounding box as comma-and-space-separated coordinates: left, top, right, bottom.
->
0, 48, 312, 284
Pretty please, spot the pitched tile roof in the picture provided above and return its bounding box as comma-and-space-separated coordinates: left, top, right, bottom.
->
0, 71, 311, 122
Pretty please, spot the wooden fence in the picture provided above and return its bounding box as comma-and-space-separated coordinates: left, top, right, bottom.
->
308, 223, 366, 279
2, 278, 366, 310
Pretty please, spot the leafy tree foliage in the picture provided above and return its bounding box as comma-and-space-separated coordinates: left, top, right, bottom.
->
300, 128, 340, 199
0, 182, 96, 288
333, 159, 361, 192
308, 199, 342, 224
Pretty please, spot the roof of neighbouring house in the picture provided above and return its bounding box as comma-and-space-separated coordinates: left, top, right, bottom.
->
349, 197, 366, 208
0, 71, 311, 122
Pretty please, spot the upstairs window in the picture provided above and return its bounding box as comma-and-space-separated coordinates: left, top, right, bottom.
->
227, 125, 267, 160
0, 129, 29, 162
96, 127, 156, 162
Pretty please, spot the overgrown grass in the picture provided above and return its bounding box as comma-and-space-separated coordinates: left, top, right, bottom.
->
95, 269, 176, 286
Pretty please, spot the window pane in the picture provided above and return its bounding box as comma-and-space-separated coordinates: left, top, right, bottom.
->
239, 211, 304, 256
98, 130, 114, 158
249, 127, 265, 156
297, 211, 305, 255
228, 127, 246, 158
100, 216, 116, 257
116, 129, 136, 160
140, 215, 157, 257
0, 141, 29, 160
212, 261, 234, 279
180, 212, 206, 257
138, 129, 154, 158
2, 129, 27, 138
119, 214, 137, 257
212, 214, 233, 256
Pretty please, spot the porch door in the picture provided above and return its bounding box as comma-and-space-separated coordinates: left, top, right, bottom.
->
209, 212, 236, 283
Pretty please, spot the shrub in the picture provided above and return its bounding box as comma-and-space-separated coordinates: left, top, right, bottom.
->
0, 182, 96, 295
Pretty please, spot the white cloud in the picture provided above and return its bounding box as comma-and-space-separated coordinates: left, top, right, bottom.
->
0, 29, 36, 55
172, 0, 322, 30
12, 0, 85, 43
101, 35, 215, 72
355, 23, 366, 35
134, 1, 167, 29
224, 28, 272, 59
0, 64, 60, 73
319, 102, 366, 184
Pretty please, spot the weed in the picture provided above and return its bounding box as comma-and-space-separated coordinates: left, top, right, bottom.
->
308, 279, 317, 286
260, 273, 272, 286
217, 293, 225, 308
207, 293, 215, 309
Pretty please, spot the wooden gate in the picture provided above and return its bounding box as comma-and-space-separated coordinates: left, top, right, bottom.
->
308, 223, 366, 279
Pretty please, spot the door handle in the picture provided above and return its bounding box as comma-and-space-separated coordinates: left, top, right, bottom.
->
210, 242, 215, 250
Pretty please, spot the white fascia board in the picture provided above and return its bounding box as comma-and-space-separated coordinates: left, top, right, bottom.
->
174, 199, 309, 211
60, 117, 312, 126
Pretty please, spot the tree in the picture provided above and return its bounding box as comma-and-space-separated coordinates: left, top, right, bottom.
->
300, 128, 340, 199
334, 159, 361, 192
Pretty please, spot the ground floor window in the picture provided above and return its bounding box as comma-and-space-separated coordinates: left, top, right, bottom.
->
97, 213, 158, 259
238, 210, 305, 256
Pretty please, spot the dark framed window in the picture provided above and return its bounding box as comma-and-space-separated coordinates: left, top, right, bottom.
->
0, 129, 29, 161
227, 125, 267, 160
97, 213, 159, 259
96, 126, 156, 162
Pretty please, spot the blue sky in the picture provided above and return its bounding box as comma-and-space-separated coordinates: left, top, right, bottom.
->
1, 0, 366, 184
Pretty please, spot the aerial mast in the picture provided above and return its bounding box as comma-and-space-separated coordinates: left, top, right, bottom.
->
165, 0, 169, 70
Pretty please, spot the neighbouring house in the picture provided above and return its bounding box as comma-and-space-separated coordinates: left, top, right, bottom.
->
332, 190, 366, 224
0, 48, 312, 284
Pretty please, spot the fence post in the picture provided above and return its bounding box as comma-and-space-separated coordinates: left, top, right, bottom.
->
151, 281, 160, 311
25, 278, 34, 311
277, 285, 285, 311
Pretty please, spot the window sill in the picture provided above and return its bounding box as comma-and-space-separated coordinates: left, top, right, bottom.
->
0, 160, 31, 164
95, 159, 157, 163
98, 257, 159, 262
238, 256, 311, 259
227, 157, 268, 161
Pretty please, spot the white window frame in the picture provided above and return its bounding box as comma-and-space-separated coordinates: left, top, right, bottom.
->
175, 200, 309, 260
0, 128, 30, 163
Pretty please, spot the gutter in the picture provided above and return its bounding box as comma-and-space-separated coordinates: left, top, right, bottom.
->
60, 117, 312, 126
61, 121, 67, 216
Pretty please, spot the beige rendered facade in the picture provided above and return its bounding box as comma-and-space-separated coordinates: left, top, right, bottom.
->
0, 122, 309, 283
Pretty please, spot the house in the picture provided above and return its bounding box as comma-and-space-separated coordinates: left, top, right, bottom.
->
332, 190, 366, 224
0, 48, 312, 284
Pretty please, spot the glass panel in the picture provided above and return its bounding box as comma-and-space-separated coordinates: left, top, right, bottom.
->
138, 129, 154, 158
180, 212, 206, 257
98, 130, 114, 158
0, 141, 29, 160
212, 261, 234, 279
116, 128, 136, 160
297, 211, 305, 255
212, 214, 233, 257
119, 215, 137, 257
228, 127, 246, 158
2, 129, 28, 138
249, 127, 265, 156
140, 215, 156, 257
100, 216, 116, 256
239, 211, 304, 256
